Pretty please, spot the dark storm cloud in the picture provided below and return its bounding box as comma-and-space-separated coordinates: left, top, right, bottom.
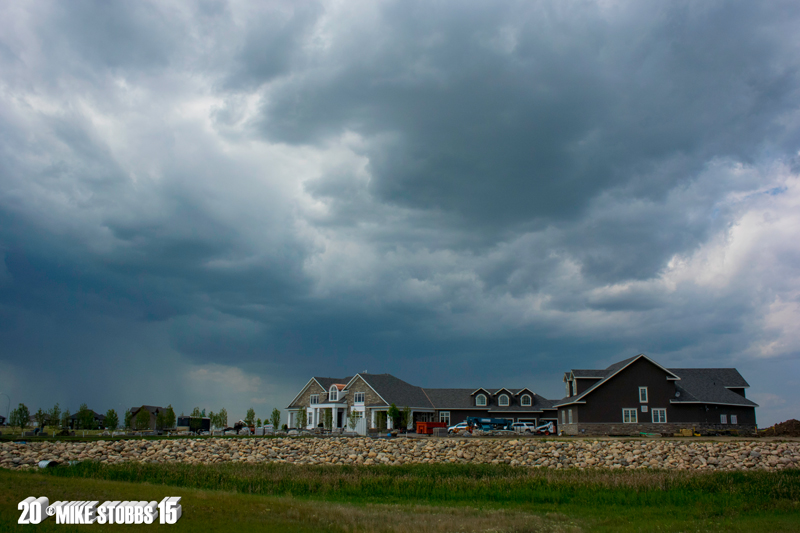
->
0, 0, 799, 425
257, 2, 799, 238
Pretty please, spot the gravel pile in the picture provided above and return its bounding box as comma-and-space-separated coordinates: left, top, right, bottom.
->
2, 438, 798, 471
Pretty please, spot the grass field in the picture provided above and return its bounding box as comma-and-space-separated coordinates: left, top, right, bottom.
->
3, 463, 799, 532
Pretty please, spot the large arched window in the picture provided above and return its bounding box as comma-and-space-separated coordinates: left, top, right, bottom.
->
476, 394, 487, 406
329, 385, 338, 402
521, 394, 532, 406
498, 394, 509, 407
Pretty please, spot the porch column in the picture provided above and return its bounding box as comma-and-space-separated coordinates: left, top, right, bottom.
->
333, 407, 339, 429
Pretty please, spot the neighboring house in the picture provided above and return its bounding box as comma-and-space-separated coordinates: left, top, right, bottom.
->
555, 354, 758, 435
286, 373, 558, 434
129, 405, 165, 430
0, 415, 6, 426
68, 410, 107, 429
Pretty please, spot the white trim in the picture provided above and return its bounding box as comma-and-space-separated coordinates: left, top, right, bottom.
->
555, 354, 680, 407
520, 394, 532, 407
669, 400, 759, 407
470, 387, 492, 396
651, 408, 667, 423
730, 414, 738, 424
476, 394, 487, 407
622, 408, 637, 423
724, 385, 750, 389
343, 374, 390, 406
639, 386, 648, 403
353, 392, 365, 404
720, 414, 728, 424
493, 387, 514, 396
286, 378, 325, 408
498, 394, 510, 407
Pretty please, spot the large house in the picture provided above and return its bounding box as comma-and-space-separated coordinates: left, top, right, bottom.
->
287, 354, 758, 436
555, 354, 758, 435
129, 405, 165, 430
286, 372, 558, 434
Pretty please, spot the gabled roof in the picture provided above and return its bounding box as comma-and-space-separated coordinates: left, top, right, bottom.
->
571, 370, 605, 378
493, 387, 515, 396
287, 377, 350, 408
424, 389, 555, 411
669, 368, 758, 407
356, 373, 434, 409
555, 354, 680, 407
470, 387, 492, 396
130, 405, 163, 415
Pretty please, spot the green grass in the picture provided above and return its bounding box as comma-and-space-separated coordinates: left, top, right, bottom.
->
3, 463, 799, 531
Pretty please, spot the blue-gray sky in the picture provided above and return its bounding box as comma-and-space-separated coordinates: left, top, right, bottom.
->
1, 0, 799, 425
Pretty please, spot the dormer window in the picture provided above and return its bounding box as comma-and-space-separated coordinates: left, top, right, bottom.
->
498, 394, 509, 407
572, 381, 577, 396
329, 385, 338, 402
476, 394, 487, 406
521, 394, 532, 406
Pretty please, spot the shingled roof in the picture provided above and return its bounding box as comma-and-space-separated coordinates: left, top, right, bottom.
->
555, 355, 757, 408
358, 373, 434, 408
670, 368, 757, 407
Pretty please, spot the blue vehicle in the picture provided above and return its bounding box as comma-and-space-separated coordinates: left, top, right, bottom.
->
465, 417, 513, 431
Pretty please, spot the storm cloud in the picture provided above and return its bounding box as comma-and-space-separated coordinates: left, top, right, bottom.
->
1, 0, 799, 425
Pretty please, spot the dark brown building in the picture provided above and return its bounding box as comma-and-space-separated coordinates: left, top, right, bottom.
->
555, 354, 758, 435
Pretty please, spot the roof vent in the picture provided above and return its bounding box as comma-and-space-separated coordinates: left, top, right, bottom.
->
675, 391, 681, 397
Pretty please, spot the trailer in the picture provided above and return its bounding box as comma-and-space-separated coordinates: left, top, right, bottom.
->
416, 421, 447, 434
466, 417, 513, 431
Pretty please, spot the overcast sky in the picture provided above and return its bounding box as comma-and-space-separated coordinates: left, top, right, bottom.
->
1, 1, 799, 426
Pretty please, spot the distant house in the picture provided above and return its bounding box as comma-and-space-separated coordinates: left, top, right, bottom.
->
286, 373, 558, 435
129, 405, 165, 430
555, 354, 758, 435
68, 410, 107, 429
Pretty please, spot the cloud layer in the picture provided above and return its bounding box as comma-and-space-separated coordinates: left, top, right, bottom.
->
1, 0, 799, 425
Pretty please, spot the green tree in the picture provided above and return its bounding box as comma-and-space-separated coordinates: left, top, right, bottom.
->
245, 407, 256, 426
77, 403, 95, 430
217, 408, 228, 428
270, 408, 281, 429
123, 409, 132, 430
401, 406, 412, 430
61, 408, 71, 430
348, 409, 360, 431
48, 403, 61, 432
156, 410, 165, 430
376, 411, 387, 431
323, 408, 332, 430
165, 405, 176, 429
105, 409, 119, 431
190, 406, 202, 417
388, 403, 400, 429
135, 408, 151, 430
10, 403, 30, 434
297, 407, 307, 429
256, 418, 262, 427
34, 408, 48, 432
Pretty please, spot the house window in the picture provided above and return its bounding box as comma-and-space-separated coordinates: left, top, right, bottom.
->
623, 409, 638, 423
561, 410, 566, 424
476, 394, 487, 406
731, 415, 738, 425
329, 386, 338, 402
439, 411, 450, 426
354, 392, 365, 404
566, 382, 571, 396
639, 387, 648, 403
720, 414, 727, 424
651, 408, 667, 423
568, 409, 573, 424
572, 381, 577, 396
521, 394, 532, 406
310, 395, 319, 405
350, 410, 363, 419
498, 394, 509, 407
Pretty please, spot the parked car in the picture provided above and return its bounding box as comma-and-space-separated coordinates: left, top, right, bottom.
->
447, 422, 470, 434
511, 422, 537, 433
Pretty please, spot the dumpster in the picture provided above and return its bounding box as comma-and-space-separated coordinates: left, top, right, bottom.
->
416, 421, 447, 434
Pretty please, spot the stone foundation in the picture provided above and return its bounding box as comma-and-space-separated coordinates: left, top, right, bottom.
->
563, 422, 757, 436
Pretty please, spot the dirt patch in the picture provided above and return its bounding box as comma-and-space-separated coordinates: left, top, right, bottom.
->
760, 419, 800, 437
